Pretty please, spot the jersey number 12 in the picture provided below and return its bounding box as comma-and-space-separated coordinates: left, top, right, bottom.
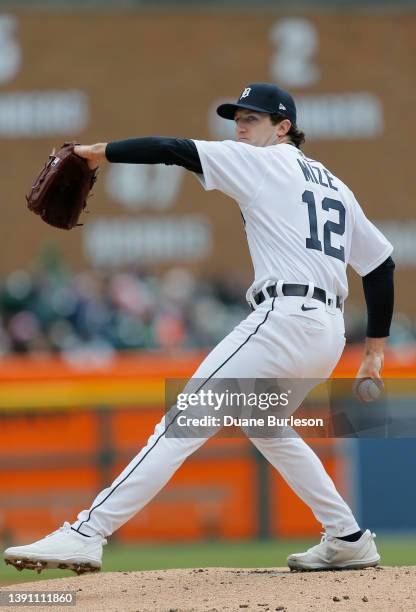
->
302, 190, 345, 262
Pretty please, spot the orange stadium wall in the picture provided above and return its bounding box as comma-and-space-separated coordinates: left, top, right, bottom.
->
1, 347, 414, 544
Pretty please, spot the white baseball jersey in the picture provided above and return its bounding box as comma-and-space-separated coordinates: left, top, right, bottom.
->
193, 140, 393, 300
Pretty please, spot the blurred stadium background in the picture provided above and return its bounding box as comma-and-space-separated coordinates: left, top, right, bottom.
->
0, 0, 415, 582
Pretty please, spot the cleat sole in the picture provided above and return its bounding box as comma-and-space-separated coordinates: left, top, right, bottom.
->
288, 560, 380, 572
4, 556, 100, 574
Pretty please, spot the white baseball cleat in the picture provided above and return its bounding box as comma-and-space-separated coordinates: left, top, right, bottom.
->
287, 529, 380, 571
3, 522, 107, 575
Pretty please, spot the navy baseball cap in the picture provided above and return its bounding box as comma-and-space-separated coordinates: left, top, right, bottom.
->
217, 82, 297, 125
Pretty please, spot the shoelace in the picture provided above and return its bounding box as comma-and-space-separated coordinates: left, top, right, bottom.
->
45, 521, 107, 545
45, 521, 72, 538
304, 532, 331, 553
319, 532, 334, 544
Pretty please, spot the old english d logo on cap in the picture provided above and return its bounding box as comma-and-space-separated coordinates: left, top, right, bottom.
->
217, 82, 297, 125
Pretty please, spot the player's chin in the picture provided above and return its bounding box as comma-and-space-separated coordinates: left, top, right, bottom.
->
237, 137, 251, 144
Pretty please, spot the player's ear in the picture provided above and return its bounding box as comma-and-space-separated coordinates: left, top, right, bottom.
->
276, 118, 292, 138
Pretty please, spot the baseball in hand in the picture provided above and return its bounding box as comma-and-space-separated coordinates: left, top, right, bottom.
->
353, 377, 384, 403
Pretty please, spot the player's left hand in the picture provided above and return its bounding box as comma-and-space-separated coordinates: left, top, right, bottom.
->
74, 144, 107, 170
26, 142, 98, 230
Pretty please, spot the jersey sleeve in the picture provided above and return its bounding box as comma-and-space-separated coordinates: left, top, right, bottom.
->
192, 140, 266, 207
348, 196, 393, 277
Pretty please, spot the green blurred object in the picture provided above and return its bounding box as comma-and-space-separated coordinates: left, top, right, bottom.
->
35, 242, 69, 281
1, 537, 415, 585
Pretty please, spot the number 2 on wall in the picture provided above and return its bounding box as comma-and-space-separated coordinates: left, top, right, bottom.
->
302, 190, 345, 262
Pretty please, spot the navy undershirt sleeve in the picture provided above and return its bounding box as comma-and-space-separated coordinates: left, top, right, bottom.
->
105, 137, 203, 174
362, 256, 395, 338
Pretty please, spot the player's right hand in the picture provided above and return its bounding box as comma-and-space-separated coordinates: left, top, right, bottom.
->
353, 349, 384, 402
355, 351, 384, 381
355, 337, 386, 381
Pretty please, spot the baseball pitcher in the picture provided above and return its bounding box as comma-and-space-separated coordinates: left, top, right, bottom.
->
4, 83, 395, 573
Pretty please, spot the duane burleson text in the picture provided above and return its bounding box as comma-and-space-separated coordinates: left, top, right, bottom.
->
176, 415, 324, 427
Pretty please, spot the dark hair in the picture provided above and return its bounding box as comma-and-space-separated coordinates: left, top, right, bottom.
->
270, 113, 305, 149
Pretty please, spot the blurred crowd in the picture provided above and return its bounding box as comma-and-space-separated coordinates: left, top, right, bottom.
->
0, 264, 248, 360
0, 263, 411, 360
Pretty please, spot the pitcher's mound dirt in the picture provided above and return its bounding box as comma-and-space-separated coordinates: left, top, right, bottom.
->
1, 566, 415, 611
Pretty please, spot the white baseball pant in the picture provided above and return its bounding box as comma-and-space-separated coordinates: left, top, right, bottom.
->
72, 293, 360, 538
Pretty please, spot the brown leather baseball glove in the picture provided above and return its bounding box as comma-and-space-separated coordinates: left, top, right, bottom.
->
26, 142, 98, 230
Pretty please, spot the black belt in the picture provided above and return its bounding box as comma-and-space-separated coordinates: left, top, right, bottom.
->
253, 283, 342, 309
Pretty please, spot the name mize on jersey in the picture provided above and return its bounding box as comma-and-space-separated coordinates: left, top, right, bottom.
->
297, 159, 338, 191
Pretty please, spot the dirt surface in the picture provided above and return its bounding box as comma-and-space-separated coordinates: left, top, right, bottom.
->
0, 566, 415, 611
